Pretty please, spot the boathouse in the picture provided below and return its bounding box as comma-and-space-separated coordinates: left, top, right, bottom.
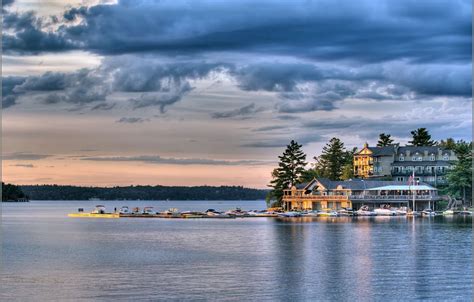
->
282, 178, 441, 211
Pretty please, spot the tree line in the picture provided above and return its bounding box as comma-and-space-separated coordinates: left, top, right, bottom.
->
19, 185, 268, 201
267, 128, 472, 207
2, 182, 29, 201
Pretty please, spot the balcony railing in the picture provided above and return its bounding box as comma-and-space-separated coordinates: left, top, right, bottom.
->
283, 194, 439, 201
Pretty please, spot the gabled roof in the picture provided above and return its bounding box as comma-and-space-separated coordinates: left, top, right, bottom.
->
368, 145, 396, 156
397, 146, 450, 154
294, 177, 434, 192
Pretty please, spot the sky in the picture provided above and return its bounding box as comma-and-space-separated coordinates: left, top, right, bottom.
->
2, 0, 472, 188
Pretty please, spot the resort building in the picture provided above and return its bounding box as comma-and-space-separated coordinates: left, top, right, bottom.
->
353, 143, 457, 186
282, 178, 441, 211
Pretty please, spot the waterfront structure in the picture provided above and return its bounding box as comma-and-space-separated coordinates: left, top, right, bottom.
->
282, 178, 441, 211
353, 143, 457, 185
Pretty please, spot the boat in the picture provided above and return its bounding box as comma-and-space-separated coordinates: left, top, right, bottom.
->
459, 210, 473, 216
406, 210, 421, 217
277, 211, 302, 217
142, 207, 157, 215
225, 208, 248, 217
337, 208, 354, 216
395, 207, 408, 216
181, 211, 205, 218
318, 210, 339, 217
68, 205, 119, 218
374, 205, 396, 216
356, 205, 376, 216
442, 209, 455, 215
159, 208, 181, 218
421, 209, 437, 216
302, 211, 319, 217
205, 209, 233, 218
119, 206, 130, 214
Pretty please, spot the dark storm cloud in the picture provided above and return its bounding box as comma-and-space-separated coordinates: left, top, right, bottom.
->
2, 76, 26, 108
211, 103, 264, 119
10, 163, 35, 168
3, 152, 51, 160
80, 155, 272, 166
2, 58, 223, 111
4, 0, 471, 64
2, 0, 471, 113
116, 117, 149, 124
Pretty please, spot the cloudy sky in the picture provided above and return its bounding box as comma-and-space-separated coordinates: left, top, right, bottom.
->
2, 0, 472, 188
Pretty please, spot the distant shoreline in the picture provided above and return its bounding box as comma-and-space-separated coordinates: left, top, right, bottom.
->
19, 184, 269, 201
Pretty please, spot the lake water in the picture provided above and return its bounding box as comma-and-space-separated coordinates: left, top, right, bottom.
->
1, 200, 472, 301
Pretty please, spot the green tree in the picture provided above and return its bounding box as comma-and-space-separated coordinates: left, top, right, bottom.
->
377, 133, 394, 146
2, 182, 28, 201
445, 141, 472, 205
439, 138, 456, 150
341, 147, 358, 180
267, 140, 307, 206
314, 137, 347, 180
299, 168, 320, 183
409, 128, 436, 146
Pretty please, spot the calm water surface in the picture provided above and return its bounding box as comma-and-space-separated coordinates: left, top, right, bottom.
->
1, 200, 472, 301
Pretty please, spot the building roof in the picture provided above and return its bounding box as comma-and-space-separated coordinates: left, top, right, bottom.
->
302, 177, 427, 191
397, 146, 451, 154
366, 185, 436, 191
368, 145, 396, 156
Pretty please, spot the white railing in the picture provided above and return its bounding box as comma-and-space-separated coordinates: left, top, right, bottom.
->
283, 194, 438, 201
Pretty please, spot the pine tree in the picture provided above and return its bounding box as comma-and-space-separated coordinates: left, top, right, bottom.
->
409, 128, 436, 146
267, 140, 307, 206
377, 133, 394, 146
341, 147, 357, 180
439, 138, 456, 150
445, 141, 472, 205
314, 137, 347, 180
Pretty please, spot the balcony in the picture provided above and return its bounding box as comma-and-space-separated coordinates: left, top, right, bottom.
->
283, 194, 440, 202
282, 194, 349, 201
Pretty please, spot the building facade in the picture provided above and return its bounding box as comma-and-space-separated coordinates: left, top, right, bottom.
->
282, 178, 440, 211
353, 144, 457, 186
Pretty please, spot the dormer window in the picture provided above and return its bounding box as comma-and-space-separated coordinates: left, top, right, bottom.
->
430, 154, 435, 161
399, 155, 404, 161
412, 156, 417, 161
443, 154, 449, 160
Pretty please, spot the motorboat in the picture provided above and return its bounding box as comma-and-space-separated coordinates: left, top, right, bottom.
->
406, 210, 421, 217
459, 210, 473, 216
225, 208, 248, 217
205, 209, 232, 218
142, 207, 156, 215
374, 205, 396, 216
68, 205, 119, 218
421, 209, 436, 216
356, 205, 376, 216
277, 211, 302, 217
337, 208, 354, 216
318, 209, 339, 217
442, 209, 455, 215
395, 207, 408, 216
302, 211, 319, 217
119, 206, 130, 214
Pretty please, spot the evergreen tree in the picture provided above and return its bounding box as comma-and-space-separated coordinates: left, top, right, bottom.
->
377, 133, 394, 146
409, 128, 436, 146
2, 182, 28, 201
439, 138, 456, 150
267, 140, 307, 206
341, 147, 357, 180
314, 137, 347, 180
445, 141, 472, 205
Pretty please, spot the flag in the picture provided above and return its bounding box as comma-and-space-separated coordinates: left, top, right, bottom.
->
408, 170, 415, 186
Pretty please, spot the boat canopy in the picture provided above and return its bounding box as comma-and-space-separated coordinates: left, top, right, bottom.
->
366, 185, 436, 191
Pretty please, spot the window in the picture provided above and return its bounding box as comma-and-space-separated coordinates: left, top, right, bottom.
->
430, 154, 435, 161
397, 177, 404, 182
443, 154, 449, 160
399, 155, 404, 161
412, 156, 416, 161
418, 156, 423, 161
